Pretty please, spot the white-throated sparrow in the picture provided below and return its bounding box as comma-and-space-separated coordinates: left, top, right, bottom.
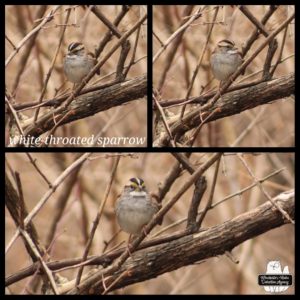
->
115, 178, 159, 236
210, 39, 243, 82
63, 42, 99, 84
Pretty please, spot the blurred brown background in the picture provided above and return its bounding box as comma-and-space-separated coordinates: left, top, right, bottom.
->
5, 152, 294, 294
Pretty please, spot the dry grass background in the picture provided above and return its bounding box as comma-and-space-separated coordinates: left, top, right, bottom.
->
153, 5, 294, 147
5, 152, 294, 294
5, 5, 147, 147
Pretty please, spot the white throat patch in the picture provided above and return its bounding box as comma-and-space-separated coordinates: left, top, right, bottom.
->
130, 191, 147, 197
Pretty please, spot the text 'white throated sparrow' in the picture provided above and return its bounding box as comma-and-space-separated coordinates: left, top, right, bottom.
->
210, 39, 243, 81
63, 42, 99, 83
115, 178, 159, 235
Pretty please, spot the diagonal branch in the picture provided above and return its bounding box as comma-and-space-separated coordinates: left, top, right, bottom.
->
154, 73, 294, 147
19, 75, 146, 140
84, 191, 294, 294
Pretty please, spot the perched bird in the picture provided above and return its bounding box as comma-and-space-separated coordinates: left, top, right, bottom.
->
63, 42, 99, 84
115, 178, 159, 236
210, 39, 243, 82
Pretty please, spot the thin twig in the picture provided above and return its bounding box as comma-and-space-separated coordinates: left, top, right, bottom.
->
25, 153, 53, 188
179, 6, 217, 119
5, 97, 25, 137
91, 6, 122, 38
75, 156, 121, 286
196, 155, 221, 229
237, 154, 294, 224
5, 6, 61, 67
153, 166, 286, 237
153, 7, 202, 63
5, 153, 92, 255
19, 228, 59, 295
33, 7, 71, 122
153, 93, 176, 147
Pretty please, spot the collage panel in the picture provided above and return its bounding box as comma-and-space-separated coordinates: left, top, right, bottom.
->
153, 5, 295, 147
5, 5, 148, 148
4, 3, 296, 296
5, 152, 294, 294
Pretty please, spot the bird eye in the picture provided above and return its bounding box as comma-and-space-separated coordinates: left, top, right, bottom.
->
130, 182, 138, 190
